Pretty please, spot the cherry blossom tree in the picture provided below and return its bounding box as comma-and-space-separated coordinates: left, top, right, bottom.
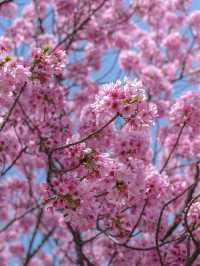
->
1, 0, 200, 265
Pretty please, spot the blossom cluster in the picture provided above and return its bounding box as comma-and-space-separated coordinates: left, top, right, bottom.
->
0, 0, 200, 265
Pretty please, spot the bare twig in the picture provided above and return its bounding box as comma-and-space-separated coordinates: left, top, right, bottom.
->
0, 146, 27, 176
160, 121, 186, 173
0, 82, 27, 133
53, 113, 119, 152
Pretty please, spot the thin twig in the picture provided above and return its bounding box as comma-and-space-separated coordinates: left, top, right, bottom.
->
53, 113, 119, 152
0, 82, 27, 133
160, 121, 186, 173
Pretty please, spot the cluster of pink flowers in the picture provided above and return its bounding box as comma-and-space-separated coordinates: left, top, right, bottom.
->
0, 0, 200, 265
93, 78, 157, 126
170, 91, 200, 135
